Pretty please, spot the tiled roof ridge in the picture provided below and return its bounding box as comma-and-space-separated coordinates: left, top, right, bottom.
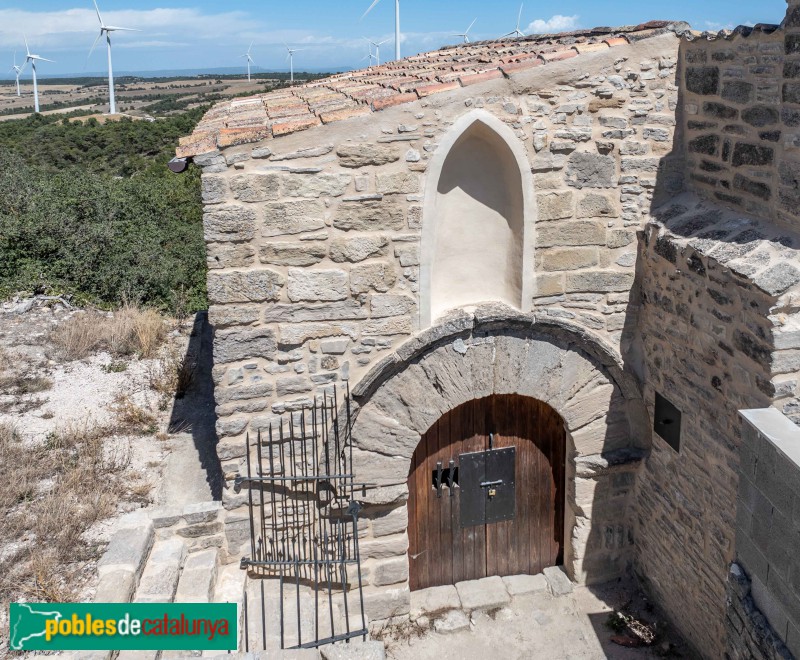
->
683, 23, 782, 42
177, 21, 686, 159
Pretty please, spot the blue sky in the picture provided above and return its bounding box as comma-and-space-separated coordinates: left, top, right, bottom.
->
0, 0, 788, 77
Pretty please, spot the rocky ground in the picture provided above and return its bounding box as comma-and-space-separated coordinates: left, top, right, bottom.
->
0, 298, 220, 654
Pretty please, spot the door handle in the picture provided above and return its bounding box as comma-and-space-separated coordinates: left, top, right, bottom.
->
479, 479, 503, 488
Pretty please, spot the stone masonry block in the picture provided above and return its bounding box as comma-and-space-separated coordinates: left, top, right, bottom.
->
536, 191, 574, 220
502, 573, 549, 596
544, 566, 574, 596
287, 268, 349, 302
97, 523, 154, 578
455, 576, 510, 611
410, 585, 461, 618
174, 549, 218, 603
207, 270, 284, 304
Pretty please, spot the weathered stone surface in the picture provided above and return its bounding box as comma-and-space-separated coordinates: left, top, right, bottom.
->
742, 106, 779, 127
282, 173, 352, 198
287, 268, 349, 302
230, 173, 281, 202
352, 406, 420, 456
276, 376, 313, 396
410, 585, 461, 618
372, 557, 409, 586
731, 143, 774, 168
215, 327, 277, 363
566, 152, 617, 188
541, 247, 598, 271
207, 242, 256, 269
201, 174, 228, 204
361, 534, 409, 560
370, 294, 417, 318
333, 202, 405, 231
577, 193, 618, 218
752, 263, 800, 296
363, 587, 410, 620
502, 573, 549, 596
538, 221, 606, 247
688, 135, 719, 155
175, 549, 218, 603
94, 569, 136, 603
565, 270, 634, 292
685, 66, 719, 95
263, 200, 326, 237
271, 144, 333, 161
207, 270, 285, 304
721, 81, 753, 105
433, 610, 470, 634
208, 303, 261, 328
321, 642, 386, 660
204, 205, 257, 242
455, 576, 510, 611
259, 242, 327, 266
351, 262, 397, 294
329, 236, 389, 262
536, 191, 574, 220
363, 317, 412, 336
371, 507, 408, 537
337, 143, 400, 168
376, 172, 420, 194
263, 301, 368, 323
98, 523, 154, 577
278, 322, 359, 346
543, 566, 574, 596
608, 230, 635, 248
134, 539, 186, 603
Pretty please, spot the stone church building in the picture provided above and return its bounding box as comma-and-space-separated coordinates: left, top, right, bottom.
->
174, 4, 800, 658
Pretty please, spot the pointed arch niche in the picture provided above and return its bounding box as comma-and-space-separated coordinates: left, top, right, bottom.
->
420, 110, 536, 328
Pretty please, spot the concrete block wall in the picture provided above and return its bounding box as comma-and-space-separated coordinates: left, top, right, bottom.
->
728, 407, 800, 659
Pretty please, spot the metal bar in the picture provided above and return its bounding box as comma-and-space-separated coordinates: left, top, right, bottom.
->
245, 433, 256, 561
256, 430, 268, 564
291, 628, 370, 650
260, 578, 266, 652
242, 558, 360, 568
236, 474, 359, 483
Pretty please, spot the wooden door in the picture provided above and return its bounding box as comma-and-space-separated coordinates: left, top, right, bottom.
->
407, 394, 565, 590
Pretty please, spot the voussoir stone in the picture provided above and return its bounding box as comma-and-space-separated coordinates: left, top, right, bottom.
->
207, 269, 284, 304
282, 173, 352, 198
259, 242, 327, 266
329, 236, 389, 262
204, 205, 256, 242
229, 172, 281, 202
263, 200, 326, 237
455, 576, 510, 611
287, 268, 349, 302
334, 202, 405, 231
214, 327, 277, 363
336, 143, 400, 168
352, 405, 420, 456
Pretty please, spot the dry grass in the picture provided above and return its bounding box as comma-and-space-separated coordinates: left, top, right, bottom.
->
50, 304, 167, 361
0, 374, 53, 396
110, 391, 158, 435
147, 345, 196, 411
0, 420, 141, 607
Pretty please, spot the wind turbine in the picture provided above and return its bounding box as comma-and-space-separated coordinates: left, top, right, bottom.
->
453, 18, 477, 43
367, 38, 390, 66
9, 52, 25, 97
24, 36, 54, 113
285, 45, 305, 84
89, 0, 139, 115
240, 42, 256, 82
361, 40, 377, 67
502, 4, 526, 39
362, 0, 401, 62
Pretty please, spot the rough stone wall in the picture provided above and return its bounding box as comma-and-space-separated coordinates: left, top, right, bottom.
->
727, 408, 800, 659
633, 209, 800, 658
194, 34, 683, 479
679, 4, 800, 234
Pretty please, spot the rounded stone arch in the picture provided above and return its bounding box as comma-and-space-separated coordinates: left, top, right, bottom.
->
348, 305, 648, 599
419, 110, 538, 329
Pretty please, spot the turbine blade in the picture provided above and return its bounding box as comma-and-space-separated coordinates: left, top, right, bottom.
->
105, 26, 140, 31
93, 0, 104, 26
24, 34, 29, 56
467, 18, 477, 32
88, 30, 103, 59
517, 3, 523, 30
361, 0, 382, 20
38, 57, 55, 63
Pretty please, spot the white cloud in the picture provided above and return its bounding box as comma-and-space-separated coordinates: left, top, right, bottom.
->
525, 15, 580, 35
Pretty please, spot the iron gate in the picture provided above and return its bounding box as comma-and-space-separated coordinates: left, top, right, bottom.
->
234, 385, 367, 650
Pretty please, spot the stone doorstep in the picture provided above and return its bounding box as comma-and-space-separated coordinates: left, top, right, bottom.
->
455, 576, 511, 611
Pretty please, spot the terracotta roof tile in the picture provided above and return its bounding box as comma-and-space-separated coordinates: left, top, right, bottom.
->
178, 22, 683, 158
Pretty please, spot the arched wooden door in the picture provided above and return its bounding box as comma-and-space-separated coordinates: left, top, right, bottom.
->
407, 394, 565, 590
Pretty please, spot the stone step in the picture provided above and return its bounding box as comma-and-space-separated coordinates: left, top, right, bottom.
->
175, 548, 219, 603
134, 538, 188, 604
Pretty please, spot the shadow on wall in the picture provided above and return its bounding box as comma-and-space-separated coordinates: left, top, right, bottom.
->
168, 311, 224, 500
